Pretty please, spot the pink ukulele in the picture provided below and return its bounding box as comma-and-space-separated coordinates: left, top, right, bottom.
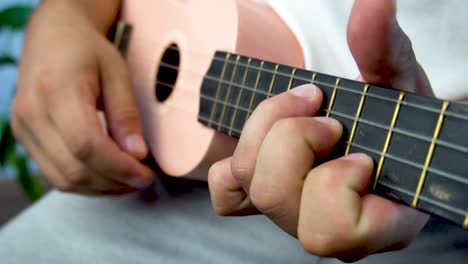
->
115, 0, 468, 229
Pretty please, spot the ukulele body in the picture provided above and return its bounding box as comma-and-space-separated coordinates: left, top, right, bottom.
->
121, 0, 305, 179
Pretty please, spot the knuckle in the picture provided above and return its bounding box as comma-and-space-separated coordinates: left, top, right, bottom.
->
65, 166, 90, 186
74, 73, 100, 97
397, 33, 416, 71
249, 182, 282, 214
69, 135, 97, 161
207, 164, 224, 195
230, 157, 252, 186
270, 118, 301, 138
299, 232, 343, 257
33, 73, 56, 95
11, 96, 34, 124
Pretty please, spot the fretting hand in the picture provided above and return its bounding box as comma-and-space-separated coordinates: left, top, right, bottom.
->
208, 0, 433, 261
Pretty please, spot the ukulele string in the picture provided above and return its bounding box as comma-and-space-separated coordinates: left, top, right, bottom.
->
126, 52, 468, 215
125, 45, 468, 122
138, 72, 468, 192
128, 58, 468, 158
140, 84, 467, 217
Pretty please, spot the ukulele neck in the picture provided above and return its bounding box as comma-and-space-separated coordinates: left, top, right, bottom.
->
199, 51, 468, 229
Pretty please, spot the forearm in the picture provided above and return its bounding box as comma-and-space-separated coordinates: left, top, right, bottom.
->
38, 0, 121, 34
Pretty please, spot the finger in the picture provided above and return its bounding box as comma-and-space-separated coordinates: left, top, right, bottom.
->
231, 84, 323, 193
13, 83, 143, 193
98, 41, 148, 159
348, 0, 433, 95
44, 73, 154, 188
208, 157, 259, 216
298, 154, 428, 262
12, 123, 71, 191
249, 117, 342, 236
16, 107, 139, 194
11, 94, 71, 190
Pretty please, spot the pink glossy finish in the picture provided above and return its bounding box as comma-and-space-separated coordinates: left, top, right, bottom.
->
121, 0, 304, 180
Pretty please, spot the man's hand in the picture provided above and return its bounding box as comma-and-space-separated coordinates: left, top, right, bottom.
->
208, 0, 432, 261
11, 1, 154, 195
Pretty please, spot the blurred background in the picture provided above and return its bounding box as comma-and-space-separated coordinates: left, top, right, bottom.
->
0, 0, 41, 225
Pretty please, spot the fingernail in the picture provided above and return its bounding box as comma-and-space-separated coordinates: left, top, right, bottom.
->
314, 117, 342, 131
290, 84, 317, 99
342, 153, 372, 162
125, 134, 147, 156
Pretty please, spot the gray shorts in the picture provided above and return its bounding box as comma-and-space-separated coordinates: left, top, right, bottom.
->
0, 177, 466, 264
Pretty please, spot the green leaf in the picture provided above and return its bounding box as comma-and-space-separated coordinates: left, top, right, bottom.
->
0, 56, 16, 65
0, 6, 34, 30
0, 121, 16, 165
15, 156, 43, 201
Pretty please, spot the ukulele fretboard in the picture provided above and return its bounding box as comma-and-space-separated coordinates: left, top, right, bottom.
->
198, 51, 468, 229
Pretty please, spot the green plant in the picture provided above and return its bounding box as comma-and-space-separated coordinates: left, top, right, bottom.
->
0, 4, 43, 201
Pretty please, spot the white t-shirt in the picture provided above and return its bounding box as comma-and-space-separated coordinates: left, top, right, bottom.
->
267, 0, 468, 100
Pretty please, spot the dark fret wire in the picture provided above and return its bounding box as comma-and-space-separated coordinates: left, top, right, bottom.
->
198, 114, 467, 218
197, 84, 468, 155
205, 57, 468, 122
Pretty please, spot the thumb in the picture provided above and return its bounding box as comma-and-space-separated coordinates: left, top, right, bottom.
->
347, 0, 433, 95
208, 157, 259, 216
98, 40, 148, 160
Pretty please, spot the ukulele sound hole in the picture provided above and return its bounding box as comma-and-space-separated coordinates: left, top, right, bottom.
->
155, 43, 180, 102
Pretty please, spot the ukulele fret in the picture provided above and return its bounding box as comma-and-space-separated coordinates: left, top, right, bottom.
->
374, 92, 405, 190
199, 52, 468, 228
267, 64, 279, 98
345, 84, 369, 155
326, 78, 341, 118
287, 68, 297, 91
228, 58, 251, 136
412, 101, 450, 208
246, 61, 264, 120
217, 55, 240, 131
208, 53, 231, 128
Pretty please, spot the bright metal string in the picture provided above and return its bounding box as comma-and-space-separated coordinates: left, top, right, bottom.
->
150, 63, 468, 155
147, 79, 468, 216
153, 77, 468, 187
196, 113, 466, 217
123, 37, 467, 119
155, 44, 468, 122
193, 88, 468, 184
129, 55, 468, 124
128, 58, 468, 169
140, 59, 468, 155
123, 37, 468, 223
